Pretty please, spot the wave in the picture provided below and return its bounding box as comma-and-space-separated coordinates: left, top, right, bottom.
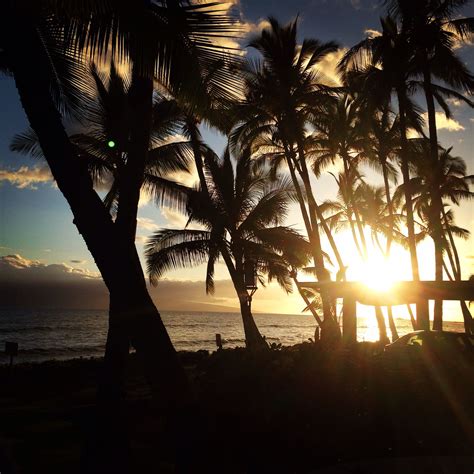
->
0, 325, 56, 333
19, 344, 104, 355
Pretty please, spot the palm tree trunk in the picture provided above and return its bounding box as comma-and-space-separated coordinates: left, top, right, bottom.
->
115, 68, 153, 244
443, 210, 474, 334
375, 306, 389, 344
397, 88, 429, 330
293, 275, 323, 326
387, 306, 399, 341
6, 13, 190, 407
238, 294, 268, 350
423, 68, 444, 331
285, 144, 340, 338
380, 161, 399, 340
220, 247, 268, 350
295, 140, 346, 273
382, 161, 395, 255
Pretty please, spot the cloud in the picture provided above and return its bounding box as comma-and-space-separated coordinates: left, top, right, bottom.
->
422, 112, 465, 132
0, 254, 106, 310
137, 217, 160, 232
365, 28, 381, 38
313, 48, 347, 86
447, 98, 463, 108
0, 253, 303, 313
135, 235, 149, 244
243, 18, 271, 37
0, 254, 99, 282
161, 208, 189, 228
0, 165, 53, 189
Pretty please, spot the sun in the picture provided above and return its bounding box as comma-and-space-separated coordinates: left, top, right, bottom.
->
350, 255, 395, 292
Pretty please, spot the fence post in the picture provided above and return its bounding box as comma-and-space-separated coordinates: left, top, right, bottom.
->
343, 297, 357, 343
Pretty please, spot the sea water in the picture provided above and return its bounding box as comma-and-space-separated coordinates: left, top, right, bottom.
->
0, 309, 465, 364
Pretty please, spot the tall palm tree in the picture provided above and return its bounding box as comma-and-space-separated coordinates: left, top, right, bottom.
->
1, 0, 241, 405
340, 16, 430, 329
386, 0, 474, 326
146, 147, 311, 349
232, 18, 342, 337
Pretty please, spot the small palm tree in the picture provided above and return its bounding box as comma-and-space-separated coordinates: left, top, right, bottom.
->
398, 140, 474, 330
146, 147, 311, 350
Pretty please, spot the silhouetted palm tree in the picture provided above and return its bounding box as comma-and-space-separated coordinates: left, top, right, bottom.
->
1, 0, 240, 406
360, 105, 401, 254
398, 139, 474, 330
146, 147, 310, 349
387, 0, 474, 326
311, 93, 369, 259
340, 16, 431, 328
232, 17, 342, 337
11, 62, 193, 218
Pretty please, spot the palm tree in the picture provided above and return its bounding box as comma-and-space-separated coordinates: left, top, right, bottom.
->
11, 62, 195, 218
146, 147, 311, 349
340, 16, 430, 329
400, 139, 474, 330
311, 93, 370, 259
1, 0, 240, 405
231, 18, 342, 338
386, 0, 474, 327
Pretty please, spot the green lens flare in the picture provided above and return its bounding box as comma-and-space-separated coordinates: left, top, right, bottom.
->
107, 140, 116, 148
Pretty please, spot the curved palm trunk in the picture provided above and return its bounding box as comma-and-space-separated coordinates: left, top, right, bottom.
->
380, 161, 399, 340
381, 161, 395, 255
387, 306, 399, 341
221, 248, 268, 350
423, 69, 444, 331
6, 13, 189, 408
294, 139, 341, 339
283, 144, 340, 339
341, 155, 368, 259
397, 89, 429, 330
238, 294, 268, 350
293, 142, 345, 273
375, 306, 389, 344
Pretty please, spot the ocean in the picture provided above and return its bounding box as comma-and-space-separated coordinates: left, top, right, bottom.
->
0, 309, 466, 364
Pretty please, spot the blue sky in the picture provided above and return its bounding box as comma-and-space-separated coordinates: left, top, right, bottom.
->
0, 0, 473, 315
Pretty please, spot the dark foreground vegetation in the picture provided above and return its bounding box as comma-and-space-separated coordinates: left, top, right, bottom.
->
1, 344, 474, 473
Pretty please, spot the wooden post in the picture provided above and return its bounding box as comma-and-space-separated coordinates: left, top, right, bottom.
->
216, 334, 223, 350
343, 297, 357, 343
416, 298, 430, 330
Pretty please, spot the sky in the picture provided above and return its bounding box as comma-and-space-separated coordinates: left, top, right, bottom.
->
0, 0, 473, 317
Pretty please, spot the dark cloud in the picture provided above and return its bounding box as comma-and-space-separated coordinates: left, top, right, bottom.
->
0, 254, 299, 313
0, 254, 238, 312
